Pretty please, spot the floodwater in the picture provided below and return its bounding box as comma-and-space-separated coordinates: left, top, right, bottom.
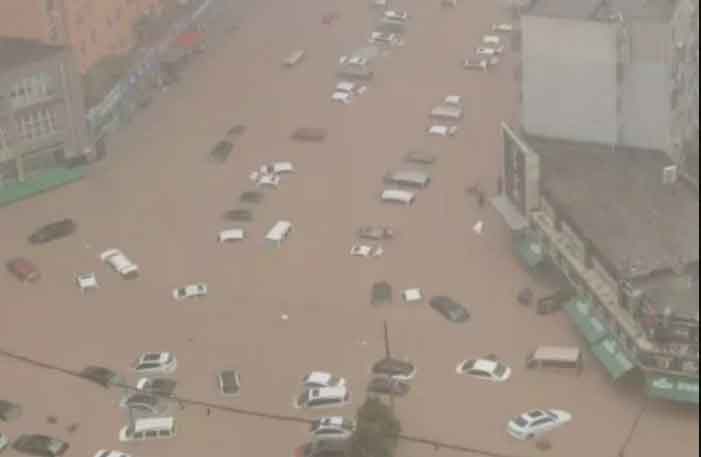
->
0, 1, 698, 456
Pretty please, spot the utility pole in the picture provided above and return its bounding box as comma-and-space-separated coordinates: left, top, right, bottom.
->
618, 396, 649, 457
382, 320, 395, 413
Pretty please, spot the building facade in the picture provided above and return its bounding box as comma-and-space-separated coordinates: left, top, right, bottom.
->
0, 0, 163, 73
515, 0, 699, 171
0, 37, 89, 183
496, 124, 699, 405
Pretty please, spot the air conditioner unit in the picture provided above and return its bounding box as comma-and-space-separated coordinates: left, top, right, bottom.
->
663, 165, 679, 184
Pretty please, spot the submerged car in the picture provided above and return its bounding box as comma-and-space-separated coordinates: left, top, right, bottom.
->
210, 140, 233, 162
136, 378, 177, 398
133, 352, 177, 375
456, 358, 512, 382
303, 372, 346, 389
508, 409, 572, 440
218, 370, 241, 397
223, 209, 253, 222
371, 358, 416, 381
310, 416, 356, 440
357, 226, 394, 241
0, 433, 9, 453
6, 258, 40, 283
120, 393, 165, 415
100, 249, 139, 279
93, 451, 132, 457
429, 296, 470, 323
12, 434, 69, 457
172, 283, 208, 301
28, 219, 76, 244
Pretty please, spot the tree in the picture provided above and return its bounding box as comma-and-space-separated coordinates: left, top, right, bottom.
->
351, 398, 401, 457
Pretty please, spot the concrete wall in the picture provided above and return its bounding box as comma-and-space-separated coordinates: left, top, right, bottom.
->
521, 15, 619, 144
622, 22, 673, 153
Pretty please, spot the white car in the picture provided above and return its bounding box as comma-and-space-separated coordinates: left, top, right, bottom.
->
338, 56, 369, 67
336, 81, 368, 95
260, 161, 295, 175
350, 244, 384, 257
76, 272, 98, 292
100, 249, 139, 278
456, 358, 512, 382
94, 451, 132, 457
427, 125, 458, 137
492, 23, 514, 33
303, 371, 347, 388
256, 173, 281, 188
369, 32, 403, 47
463, 58, 488, 71
508, 409, 573, 440
482, 35, 502, 46
310, 416, 356, 439
133, 352, 177, 375
443, 95, 463, 107
476, 46, 505, 56
218, 228, 245, 242
331, 91, 353, 104
172, 283, 207, 301
384, 10, 409, 21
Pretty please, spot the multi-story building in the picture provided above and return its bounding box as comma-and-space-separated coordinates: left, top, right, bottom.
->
494, 0, 700, 405
0, 0, 163, 73
0, 37, 88, 189
513, 0, 699, 176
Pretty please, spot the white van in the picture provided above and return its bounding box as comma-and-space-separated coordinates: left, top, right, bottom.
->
296, 387, 351, 410
430, 104, 463, 121
119, 417, 176, 442
266, 220, 292, 246
384, 170, 431, 188
218, 228, 245, 243
381, 189, 416, 205
526, 346, 583, 373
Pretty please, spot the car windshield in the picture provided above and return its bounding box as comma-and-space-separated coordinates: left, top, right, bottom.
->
513, 416, 529, 427
329, 376, 341, 385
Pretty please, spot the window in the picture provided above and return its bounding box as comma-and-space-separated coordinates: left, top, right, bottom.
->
9, 74, 55, 108
16, 108, 57, 141
146, 431, 158, 438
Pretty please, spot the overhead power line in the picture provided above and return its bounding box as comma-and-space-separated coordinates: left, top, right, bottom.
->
0, 347, 534, 457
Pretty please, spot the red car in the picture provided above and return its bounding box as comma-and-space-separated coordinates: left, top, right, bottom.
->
6, 258, 40, 283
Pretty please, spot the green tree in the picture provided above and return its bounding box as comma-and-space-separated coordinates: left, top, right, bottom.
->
351, 398, 401, 457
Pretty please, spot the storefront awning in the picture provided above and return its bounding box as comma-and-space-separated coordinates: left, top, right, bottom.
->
591, 337, 635, 381
515, 236, 545, 268
564, 298, 609, 345
646, 374, 699, 405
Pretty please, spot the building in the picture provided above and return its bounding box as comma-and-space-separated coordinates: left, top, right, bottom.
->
0, 37, 88, 191
494, 0, 700, 405
495, 124, 699, 405
514, 0, 699, 176
0, 0, 163, 73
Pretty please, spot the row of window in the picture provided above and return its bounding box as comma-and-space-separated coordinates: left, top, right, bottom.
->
16, 109, 58, 142
9, 74, 56, 109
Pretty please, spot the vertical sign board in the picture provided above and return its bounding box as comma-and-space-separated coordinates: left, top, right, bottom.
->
502, 123, 541, 217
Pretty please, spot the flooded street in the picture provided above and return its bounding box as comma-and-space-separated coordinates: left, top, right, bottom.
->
0, 1, 698, 456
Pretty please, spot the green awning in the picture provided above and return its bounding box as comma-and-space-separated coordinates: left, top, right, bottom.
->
515, 236, 545, 268
646, 374, 699, 405
591, 337, 635, 381
564, 298, 609, 344
0, 167, 84, 207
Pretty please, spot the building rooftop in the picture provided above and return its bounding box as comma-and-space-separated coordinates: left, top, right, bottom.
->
0, 37, 63, 71
525, 0, 679, 22
528, 136, 700, 280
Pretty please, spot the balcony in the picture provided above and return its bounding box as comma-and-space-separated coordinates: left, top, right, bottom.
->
531, 211, 652, 351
